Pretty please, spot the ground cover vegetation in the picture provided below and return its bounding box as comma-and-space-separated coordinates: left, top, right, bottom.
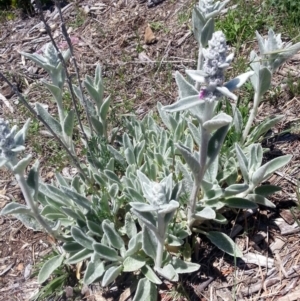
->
1, 0, 300, 300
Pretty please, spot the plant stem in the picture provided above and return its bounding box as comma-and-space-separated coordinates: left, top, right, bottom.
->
9, 160, 65, 241
155, 214, 165, 268
241, 91, 261, 144
195, 42, 203, 91
188, 125, 210, 227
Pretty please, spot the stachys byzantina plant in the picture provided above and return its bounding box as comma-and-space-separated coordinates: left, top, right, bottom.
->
0, 0, 295, 299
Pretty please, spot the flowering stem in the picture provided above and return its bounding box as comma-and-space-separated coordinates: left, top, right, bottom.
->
241, 91, 262, 144
155, 214, 166, 268
195, 42, 204, 91
188, 124, 210, 227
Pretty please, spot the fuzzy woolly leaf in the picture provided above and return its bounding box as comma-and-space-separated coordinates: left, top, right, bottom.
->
123, 255, 146, 272
163, 95, 204, 113
223, 197, 257, 209
93, 242, 122, 262
247, 194, 276, 208
125, 212, 137, 239
171, 257, 200, 274
254, 185, 281, 196
206, 231, 243, 257
63, 110, 75, 137
175, 71, 199, 99
102, 265, 122, 287
71, 227, 95, 250
1, 203, 31, 215
142, 226, 158, 261
67, 249, 93, 265
203, 113, 232, 132
201, 18, 214, 47
38, 254, 64, 284
132, 278, 157, 301
141, 265, 162, 285
102, 220, 124, 249
155, 264, 179, 282
83, 260, 105, 285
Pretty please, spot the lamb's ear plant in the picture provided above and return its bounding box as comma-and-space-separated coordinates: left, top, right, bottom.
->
0, 1, 296, 300
242, 29, 300, 144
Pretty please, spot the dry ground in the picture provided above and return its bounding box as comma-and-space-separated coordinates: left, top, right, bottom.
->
1, 0, 300, 300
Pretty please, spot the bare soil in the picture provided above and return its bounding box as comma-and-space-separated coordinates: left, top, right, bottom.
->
1, 1, 300, 300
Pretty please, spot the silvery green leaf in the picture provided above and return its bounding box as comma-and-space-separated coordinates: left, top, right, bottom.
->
127, 187, 144, 203
194, 207, 216, 220
62, 48, 71, 63
166, 234, 183, 246
107, 145, 126, 166
214, 213, 228, 224
61, 207, 85, 221
14, 214, 42, 231
248, 144, 263, 173
87, 220, 103, 237
206, 124, 230, 167
125, 148, 135, 165
203, 113, 232, 132
20, 52, 51, 71
11, 145, 25, 152
102, 265, 122, 287
71, 226, 94, 250
223, 197, 257, 209
84, 80, 100, 105
123, 132, 134, 151
132, 278, 157, 301
254, 185, 281, 196
188, 122, 201, 146
123, 254, 146, 272
134, 140, 146, 166
171, 257, 200, 274
192, 6, 206, 43
14, 118, 30, 146
12, 154, 32, 174
61, 186, 91, 210
155, 264, 179, 282
201, 18, 214, 47
63, 110, 75, 137
55, 173, 68, 186
247, 115, 284, 145
1, 203, 31, 215
175, 71, 199, 99
104, 170, 121, 186
141, 265, 162, 285
163, 95, 204, 113
102, 220, 124, 249
235, 143, 249, 183
247, 194, 275, 208
91, 116, 104, 136
185, 70, 207, 83
272, 42, 300, 71
125, 237, 142, 258
39, 184, 72, 206
83, 260, 105, 285
176, 161, 193, 193
42, 81, 62, 104
142, 226, 158, 261
206, 231, 243, 257
67, 249, 93, 264
41, 206, 66, 219
176, 142, 201, 178
224, 184, 249, 197
36, 103, 62, 136
157, 102, 172, 131
255, 30, 266, 54
125, 212, 137, 239
215, 86, 237, 101
108, 183, 119, 198
26, 160, 39, 196
130, 203, 156, 212
159, 201, 179, 215
225, 71, 255, 92
257, 67, 271, 95
231, 104, 243, 134
0, 157, 7, 168
93, 242, 122, 261
63, 241, 84, 253
100, 95, 111, 122
38, 254, 64, 284
256, 155, 292, 182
